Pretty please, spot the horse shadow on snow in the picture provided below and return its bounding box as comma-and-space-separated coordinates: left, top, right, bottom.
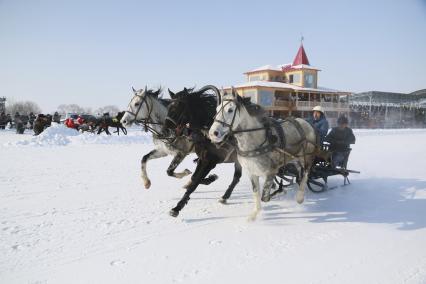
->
262, 177, 426, 231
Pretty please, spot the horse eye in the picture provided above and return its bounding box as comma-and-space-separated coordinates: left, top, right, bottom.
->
134, 103, 140, 106
227, 108, 233, 113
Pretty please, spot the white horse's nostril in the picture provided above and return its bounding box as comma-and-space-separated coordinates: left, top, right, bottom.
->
213, 131, 219, 137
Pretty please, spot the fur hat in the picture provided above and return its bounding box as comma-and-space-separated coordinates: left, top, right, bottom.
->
312, 105, 324, 113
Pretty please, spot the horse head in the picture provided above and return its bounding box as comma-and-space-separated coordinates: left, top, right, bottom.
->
121, 86, 161, 127
162, 88, 192, 135
162, 86, 219, 137
209, 87, 263, 143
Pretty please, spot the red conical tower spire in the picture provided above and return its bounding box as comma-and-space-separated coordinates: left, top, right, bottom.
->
292, 43, 310, 66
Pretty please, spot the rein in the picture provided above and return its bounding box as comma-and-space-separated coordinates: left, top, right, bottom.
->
214, 98, 267, 136
215, 97, 315, 158
213, 98, 272, 157
126, 91, 175, 143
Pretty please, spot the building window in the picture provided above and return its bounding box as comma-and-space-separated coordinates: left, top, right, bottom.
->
304, 73, 314, 88
258, 90, 274, 106
249, 75, 261, 82
289, 74, 300, 84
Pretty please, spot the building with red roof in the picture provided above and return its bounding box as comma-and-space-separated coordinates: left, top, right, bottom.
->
227, 43, 351, 125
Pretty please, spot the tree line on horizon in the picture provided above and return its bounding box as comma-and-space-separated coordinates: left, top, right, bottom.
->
4, 99, 121, 117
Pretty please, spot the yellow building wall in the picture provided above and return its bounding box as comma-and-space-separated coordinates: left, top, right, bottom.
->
284, 70, 318, 88
285, 71, 303, 86
248, 72, 269, 82
247, 70, 286, 82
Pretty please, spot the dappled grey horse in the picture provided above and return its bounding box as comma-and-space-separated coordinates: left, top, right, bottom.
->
121, 87, 194, 188
209, 89, 318, 221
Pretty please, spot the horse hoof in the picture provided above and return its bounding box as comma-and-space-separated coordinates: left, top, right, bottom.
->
247, 214, 257, 222
218, 198, 227, 204
144, 180, 151, 189
169, 209, 179, 217
296, 192, 305, 204
261, 195, 271, 202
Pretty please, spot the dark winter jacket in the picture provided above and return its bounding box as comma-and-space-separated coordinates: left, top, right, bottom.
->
53, 113, 61, 123
307, 114, 329, 143
324, 127, 356, 152
0, 113, 7, 126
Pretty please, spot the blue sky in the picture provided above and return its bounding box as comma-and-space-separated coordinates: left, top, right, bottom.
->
1, 0, 425, 112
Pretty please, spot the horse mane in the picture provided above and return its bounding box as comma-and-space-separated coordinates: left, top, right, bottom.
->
145, 88, 162, 98
237, 95, 266, 118
174, 87, 218, 129
141, 87, 171, 107
158, 98, 172, 107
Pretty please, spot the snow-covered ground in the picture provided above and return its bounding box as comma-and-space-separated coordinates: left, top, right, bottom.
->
1, 125, 426, 284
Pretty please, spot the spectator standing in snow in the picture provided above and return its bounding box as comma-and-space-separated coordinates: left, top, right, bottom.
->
29, 112, 36, 129
0, 112, 7, 129
53, 112, 61, 124
14, 112, 26, 134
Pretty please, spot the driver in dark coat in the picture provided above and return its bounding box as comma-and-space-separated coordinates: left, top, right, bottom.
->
324, 115, 356, 167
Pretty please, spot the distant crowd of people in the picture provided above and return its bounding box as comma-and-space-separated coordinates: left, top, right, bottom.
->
349, 104, 426, 128
0, 111, 61, 135
0, 111, 126, 136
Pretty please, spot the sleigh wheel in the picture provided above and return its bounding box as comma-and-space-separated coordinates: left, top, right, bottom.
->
307, 177, 327, 193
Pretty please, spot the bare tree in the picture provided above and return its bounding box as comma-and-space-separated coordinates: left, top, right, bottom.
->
57, 104, 93, 116
94, 105, 121, 116
6, 100, 42, 115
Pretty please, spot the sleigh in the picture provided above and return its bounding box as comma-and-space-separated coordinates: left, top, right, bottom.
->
271, 142, 360, 197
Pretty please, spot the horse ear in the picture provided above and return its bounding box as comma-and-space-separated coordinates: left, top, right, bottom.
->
231, 87, 237, 98
220, 87, 225, 98
144, 85, 148, 93
168, 88, 175, 99
132, 87, 136, 93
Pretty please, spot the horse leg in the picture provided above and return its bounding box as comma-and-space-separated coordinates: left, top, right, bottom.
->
170, 158, 217, 217
296, 168, 309, 204
166, 153, 192, 179
141, 149, 167, 189
261, 174, 276, 202
219, 162, 242, 204
248, 175, 261, 221
105, 127, 111, 135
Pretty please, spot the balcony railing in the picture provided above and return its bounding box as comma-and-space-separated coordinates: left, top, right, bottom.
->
272, 100, 349, 110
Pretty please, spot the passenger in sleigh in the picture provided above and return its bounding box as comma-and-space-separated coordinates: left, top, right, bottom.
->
324, 115, 356, 168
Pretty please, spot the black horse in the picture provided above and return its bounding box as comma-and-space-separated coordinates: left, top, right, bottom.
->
96, 111, 127, 135
162, 86, 242, 217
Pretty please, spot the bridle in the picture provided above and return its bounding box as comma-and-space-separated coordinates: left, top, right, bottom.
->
213, 97, 266, 136
213, 96, 279, 157
125, 89, 172, 141
164, 99, 191, 135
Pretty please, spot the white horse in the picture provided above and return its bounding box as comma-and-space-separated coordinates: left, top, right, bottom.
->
121, 87, 194, 189
209, 90, 318, 221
